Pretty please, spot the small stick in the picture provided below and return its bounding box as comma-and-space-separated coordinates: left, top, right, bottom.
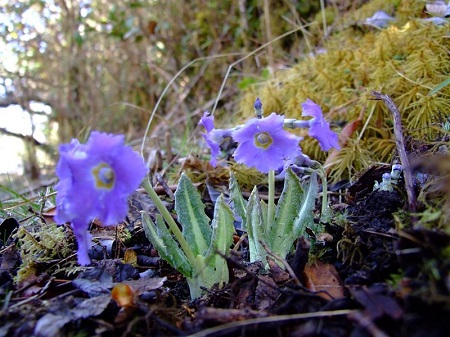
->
372, 91, 417, 212
260, 241, 302, 286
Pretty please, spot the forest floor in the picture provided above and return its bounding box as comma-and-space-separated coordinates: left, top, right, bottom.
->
0, 143, 449, 337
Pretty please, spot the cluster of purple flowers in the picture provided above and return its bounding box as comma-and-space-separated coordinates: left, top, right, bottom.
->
199, 98, 340, 174
55, 132, 147, 265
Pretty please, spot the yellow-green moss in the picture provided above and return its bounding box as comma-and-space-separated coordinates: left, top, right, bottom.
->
14, 223, 74, 283
239, 0, 450, 182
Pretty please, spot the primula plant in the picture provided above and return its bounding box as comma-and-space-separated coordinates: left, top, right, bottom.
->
199, 98, 340, 266
54, 98, 339, 299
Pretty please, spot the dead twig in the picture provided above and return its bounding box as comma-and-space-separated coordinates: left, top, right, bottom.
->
259, 241, 302, 286
187, 309, 356, 337
371, 91, 417, 213
348, 311, 390, 337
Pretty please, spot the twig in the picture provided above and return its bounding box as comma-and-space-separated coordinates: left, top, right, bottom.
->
211, 24, 311, 116
348, 311, 390, 337
187, 309, 356, 337
140, 52, 245, 159
371, 91, 417, 213
259, 241, 301, 286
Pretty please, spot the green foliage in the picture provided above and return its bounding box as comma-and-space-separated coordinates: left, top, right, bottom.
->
143, 174, 234, 299
175, 175, 212, 255
142, 212, 192, 277
230, 168, 319, 266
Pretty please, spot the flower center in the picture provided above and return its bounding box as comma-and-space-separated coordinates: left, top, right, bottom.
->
254, 132, 273, 149
92, 162, 115, 190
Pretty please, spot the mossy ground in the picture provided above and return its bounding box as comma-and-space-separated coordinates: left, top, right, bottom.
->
238, 0, 449, 183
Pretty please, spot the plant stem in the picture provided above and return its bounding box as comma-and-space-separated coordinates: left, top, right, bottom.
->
142, 178, 196, 263
318, 167, 328, 219
267, 169, 275, 228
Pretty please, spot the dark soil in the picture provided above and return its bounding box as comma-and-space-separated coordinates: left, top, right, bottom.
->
0, 166, 449, 337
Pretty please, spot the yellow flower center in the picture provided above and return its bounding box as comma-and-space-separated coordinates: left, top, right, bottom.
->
92, 162, 115, 190
254, 132, 273, 149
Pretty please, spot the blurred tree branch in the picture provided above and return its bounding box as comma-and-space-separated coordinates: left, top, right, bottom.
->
0, 127, 54, 155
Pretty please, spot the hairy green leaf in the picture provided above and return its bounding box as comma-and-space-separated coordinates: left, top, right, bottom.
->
292, 171, 318, 237
245, 186, 267, 264
142, 212, 192, 277
175, 173, 212, 255
229, 172, 247, 227
204, 194, 235, 285
270, 168, 304, 258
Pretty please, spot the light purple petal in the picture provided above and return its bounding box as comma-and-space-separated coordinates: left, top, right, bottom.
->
232, 113, 302, 173
198, 111, 214, 132
301, 99, 340, 151
72, 218, 92, 266
202, 133, 220, 167
198, 112, 231, 167
55, 131, 148, 264
301, 99, 323, 119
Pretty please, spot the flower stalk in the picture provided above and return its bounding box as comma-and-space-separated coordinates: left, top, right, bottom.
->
141, 178, 196, 263
267, 169, 275, 227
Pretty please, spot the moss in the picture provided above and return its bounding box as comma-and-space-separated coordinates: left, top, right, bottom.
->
239, 0, 450, 182
14, 223, 74, 284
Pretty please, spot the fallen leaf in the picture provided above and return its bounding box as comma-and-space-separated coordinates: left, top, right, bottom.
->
112, 283, 135, 307
41, 207, 57, 224
123, 248, 138, 266
121, 276, 167, 295
0, 217, 19, 242
325, 110, 363, 172
72, 275, 113, 297
34, 295, 112, 337
304, 261, 344, 300
34, 313, 72, 337
348, 284, 403, 320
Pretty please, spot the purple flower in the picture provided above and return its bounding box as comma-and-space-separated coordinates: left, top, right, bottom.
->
275, 153, 315, 180
301, 99, 340, 151
55, 131, 147, 265
231, 113, 302, 173
198, 112, 231, 167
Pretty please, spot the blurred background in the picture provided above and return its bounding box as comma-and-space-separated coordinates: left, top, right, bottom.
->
0, 0, 326, 193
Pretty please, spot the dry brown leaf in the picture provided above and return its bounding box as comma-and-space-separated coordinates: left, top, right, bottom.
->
325, 111, 363, 172
303, 261, 344, 300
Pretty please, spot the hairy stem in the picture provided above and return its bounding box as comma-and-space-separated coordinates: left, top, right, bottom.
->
267, 169, 275, 228
142, 178, 196, 262
318, 167, 329, 220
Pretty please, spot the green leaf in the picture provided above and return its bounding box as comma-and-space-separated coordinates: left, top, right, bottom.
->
237, 77, 257, 90
142, 212, 192, 276
292, 171, 318, 237
186, 195, 234, 299
245, 187, 267, 264
269, 168, 304, 258
229, 172, 247, 227
205, 195, 235, 257
429, 77, 450, 96
175, 173, 212, 255
204, 194, 235, 285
